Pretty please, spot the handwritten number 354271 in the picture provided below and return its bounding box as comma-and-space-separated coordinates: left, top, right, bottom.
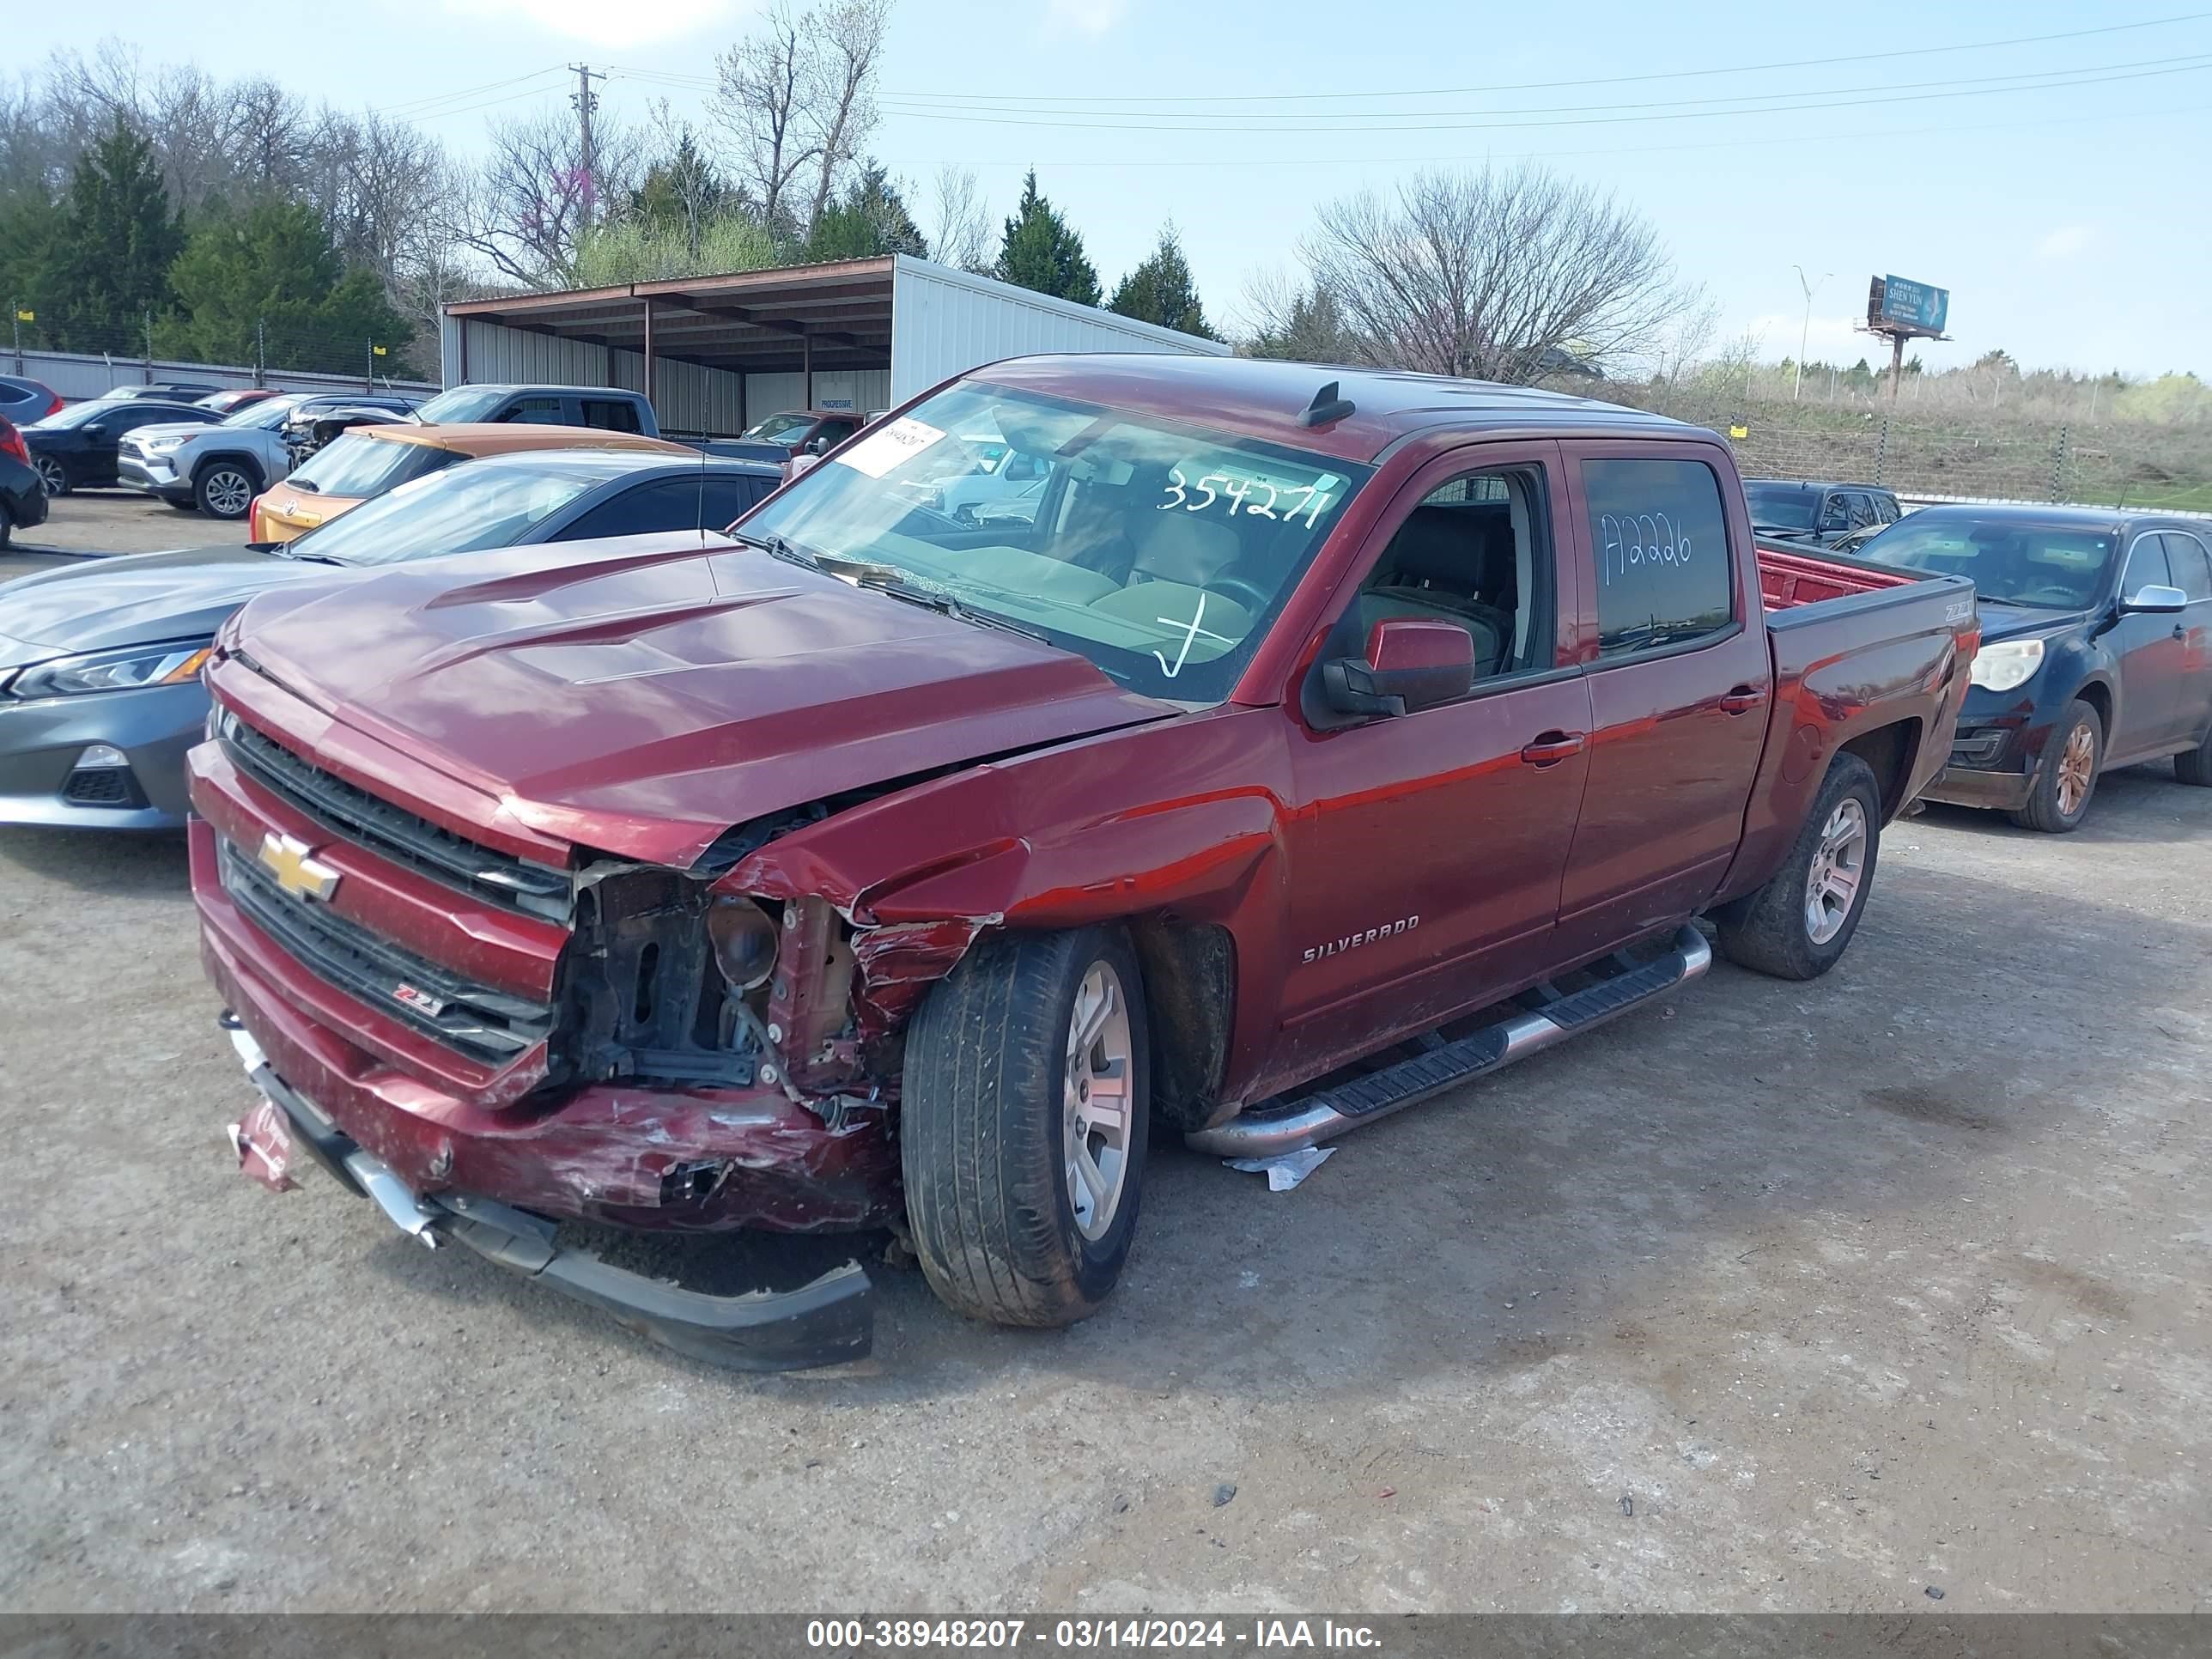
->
1162, 466, 1329, 529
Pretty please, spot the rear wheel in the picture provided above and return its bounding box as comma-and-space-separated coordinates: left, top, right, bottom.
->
2010, 699, 2101, 832
2175, 734, 2212, 787
33, 456, 67, 496
902, 925, 1149, 1328
193, 463, 257, 520
1714, 753, 1881, 981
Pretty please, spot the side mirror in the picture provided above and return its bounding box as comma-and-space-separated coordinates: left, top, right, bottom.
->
2121, 584, 2188, 615
1321, 618, 1475, 718
806, 435, 831, 456
84, 423, 107, 437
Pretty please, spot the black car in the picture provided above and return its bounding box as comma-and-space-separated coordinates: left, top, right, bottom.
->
1874, 504, 2212, 831
1, 417, 51, 548
1746, 479, 1903, 547
23, 398, 220, 495
0, 449, 782, 828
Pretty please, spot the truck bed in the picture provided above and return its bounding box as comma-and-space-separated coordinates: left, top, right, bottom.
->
1756, 542, 1921, 611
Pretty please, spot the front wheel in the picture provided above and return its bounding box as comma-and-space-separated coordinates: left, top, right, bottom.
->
2174, 732, 2212, 787
194, 463, 256, 520
33, 456, 67, 497
902, 925, 1150, 1328
2010, 699, 2101, 832
1714, 753, 1881, 981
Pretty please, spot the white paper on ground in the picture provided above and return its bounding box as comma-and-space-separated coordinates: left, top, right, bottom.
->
1225, 1145, 1337, 1191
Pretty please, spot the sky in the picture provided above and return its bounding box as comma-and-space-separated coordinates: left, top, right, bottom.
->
15, 0, 2211, 376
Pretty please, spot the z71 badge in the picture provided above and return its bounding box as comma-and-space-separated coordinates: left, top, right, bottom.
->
1302, 915, 1419, 963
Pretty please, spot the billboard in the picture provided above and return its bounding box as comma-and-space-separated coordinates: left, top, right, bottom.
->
1868, 275, 1949, 336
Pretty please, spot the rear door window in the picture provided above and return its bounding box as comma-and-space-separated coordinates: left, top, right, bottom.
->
580, 398, 642, 433
1581, 457, 1735, 659
557, 478, 702, 540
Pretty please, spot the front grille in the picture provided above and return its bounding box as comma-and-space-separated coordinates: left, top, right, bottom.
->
219, 708, 571, 922
218, 837, 555, 1066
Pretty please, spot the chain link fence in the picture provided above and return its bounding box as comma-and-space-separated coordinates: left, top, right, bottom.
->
7, 310, 437, 404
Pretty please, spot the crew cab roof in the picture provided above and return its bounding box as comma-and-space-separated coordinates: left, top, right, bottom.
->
968, 354, 1705, 463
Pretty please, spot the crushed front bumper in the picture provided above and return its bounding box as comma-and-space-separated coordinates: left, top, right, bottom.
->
1920, 764, 2035, 811
222, 1016, 875, 1371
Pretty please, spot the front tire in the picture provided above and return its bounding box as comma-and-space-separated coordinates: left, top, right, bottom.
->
2175, 733, 2212, 787
193, 463, 257, 520
902, 925, 1150, 1328
2010, 699, 2101, 831
33, 456, 68, 497
1714, 753, 1881, 981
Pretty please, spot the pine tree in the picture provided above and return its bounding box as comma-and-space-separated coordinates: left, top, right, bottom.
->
804, 164, 928, 263
1109, 224, 1214, 338
994, 169, 1100, 307
161, 199, 411, 375
39, 117, 184, 353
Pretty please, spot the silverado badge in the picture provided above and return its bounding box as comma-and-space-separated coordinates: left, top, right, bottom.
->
258, 831, 340, 902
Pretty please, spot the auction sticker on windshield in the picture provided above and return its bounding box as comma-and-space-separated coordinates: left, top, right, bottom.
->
837, 416, 946, 479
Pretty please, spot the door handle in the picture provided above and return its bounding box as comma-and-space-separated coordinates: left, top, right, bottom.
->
1718, 684, 1765, 715
1519, 731, 1587, 766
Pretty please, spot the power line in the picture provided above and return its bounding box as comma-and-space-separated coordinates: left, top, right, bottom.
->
862, 56, 2212, 135
894, 100, 2210, 171
872, 49, 2212, 127
877, 8, 2212, 104
368, 68, 567, 119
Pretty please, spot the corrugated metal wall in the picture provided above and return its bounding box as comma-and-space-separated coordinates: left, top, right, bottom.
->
887, 257, 1229, 403
442, 317, 750, 434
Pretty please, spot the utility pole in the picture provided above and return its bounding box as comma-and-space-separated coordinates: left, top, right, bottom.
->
571, 64, 605, 228
1792, 265, 1831, 402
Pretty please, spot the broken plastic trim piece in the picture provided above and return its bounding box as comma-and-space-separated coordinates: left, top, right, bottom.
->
242, 1053, 875, 1371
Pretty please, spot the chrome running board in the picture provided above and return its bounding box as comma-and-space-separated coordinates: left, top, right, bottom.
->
1188, 923, 1712, 1158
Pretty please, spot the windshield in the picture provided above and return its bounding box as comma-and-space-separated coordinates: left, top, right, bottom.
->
1745, 483, 1820, 529
740, 411, 817, 444
739, 381, 1373, 703
226, 397, 301, 429
287, 432, 444, 498
413, 386, 508, 423
289, 461, 605, 566
1867, 515, 2116, 608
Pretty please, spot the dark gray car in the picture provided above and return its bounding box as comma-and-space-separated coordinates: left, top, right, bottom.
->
0, 450, 781, 828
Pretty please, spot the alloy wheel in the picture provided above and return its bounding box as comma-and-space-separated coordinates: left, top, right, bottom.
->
202, 468, 252, 518
34, 457, 64, 495
1803, 797, 1868, 945
1062, 959, 1134, 1241
2056, 721, 2097, 817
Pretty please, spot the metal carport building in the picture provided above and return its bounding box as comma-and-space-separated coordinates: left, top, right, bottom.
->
440, 254, 1230, 438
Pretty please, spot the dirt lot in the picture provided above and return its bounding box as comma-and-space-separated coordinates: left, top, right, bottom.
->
0, 685, 2207, 1607
3, 488, 249, 583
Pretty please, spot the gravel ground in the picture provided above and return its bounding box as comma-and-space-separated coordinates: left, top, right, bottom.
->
0, 733, 2206, 1612
3, 489, 248, 584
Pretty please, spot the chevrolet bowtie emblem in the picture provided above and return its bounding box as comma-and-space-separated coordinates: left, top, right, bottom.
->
258, 831, 340, 902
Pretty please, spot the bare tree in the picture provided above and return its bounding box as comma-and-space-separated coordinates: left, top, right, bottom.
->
459, 108, 638, 288
927, 164, 990, 272
804, 0, 891, 232
1299, 163, 1696, 383
711, 3, 817, 234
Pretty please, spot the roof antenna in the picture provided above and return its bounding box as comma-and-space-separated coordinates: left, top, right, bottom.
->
1300, 380, 1356, 428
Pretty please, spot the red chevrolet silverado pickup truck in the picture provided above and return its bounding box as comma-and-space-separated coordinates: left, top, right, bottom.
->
191, 356, 1976, 1369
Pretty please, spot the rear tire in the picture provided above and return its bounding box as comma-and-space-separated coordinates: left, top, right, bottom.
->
902, 925, 1150, 1328
1714, 753, 1881, 981
2175, 735, 2212, 787
193, 462, 257, 520
2010, 699, 2101, 831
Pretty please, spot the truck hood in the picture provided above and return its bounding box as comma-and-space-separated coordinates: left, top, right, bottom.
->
0, 546, 325, 657
231, 538, 1181, 868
